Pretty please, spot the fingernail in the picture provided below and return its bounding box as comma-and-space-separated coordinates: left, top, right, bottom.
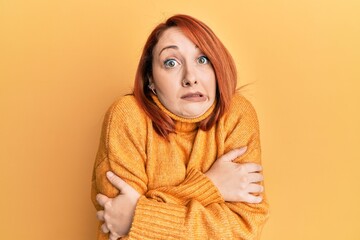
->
106, 171, 114, 178
239, 146, 248, 153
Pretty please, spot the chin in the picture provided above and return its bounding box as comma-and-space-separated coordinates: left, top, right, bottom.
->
182, 109, 206, 118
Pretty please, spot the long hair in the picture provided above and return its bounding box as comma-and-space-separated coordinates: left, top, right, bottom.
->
133, 14, 237, 138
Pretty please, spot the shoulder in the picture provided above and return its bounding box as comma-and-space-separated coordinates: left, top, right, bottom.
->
105, 95, 148, 123
229, 92, 257, 115
102, 95, 149, 140
109, 95, 144, 116
222, 91, 259, 129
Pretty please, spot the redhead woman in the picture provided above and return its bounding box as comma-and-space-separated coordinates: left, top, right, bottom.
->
91, 14, 269, 240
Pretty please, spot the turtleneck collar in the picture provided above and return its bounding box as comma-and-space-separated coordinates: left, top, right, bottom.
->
151, 94, 216, 133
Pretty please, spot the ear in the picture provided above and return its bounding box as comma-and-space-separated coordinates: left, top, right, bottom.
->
149, 83, 156, 91
148, 76, 153, 84
148, 77, 154, 88
147, 78, 157, 95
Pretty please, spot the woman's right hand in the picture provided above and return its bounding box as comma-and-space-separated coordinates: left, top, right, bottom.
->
204, 146, 264, 203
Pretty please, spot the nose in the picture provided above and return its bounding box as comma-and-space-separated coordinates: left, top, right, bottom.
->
182, 64, 197, 87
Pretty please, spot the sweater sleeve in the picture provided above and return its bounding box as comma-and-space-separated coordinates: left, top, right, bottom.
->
126, 94, 269, 240
221, 94, 269, 239
91, 97, 148, 240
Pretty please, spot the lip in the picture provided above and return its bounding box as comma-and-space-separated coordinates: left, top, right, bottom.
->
181, 92, 207, 102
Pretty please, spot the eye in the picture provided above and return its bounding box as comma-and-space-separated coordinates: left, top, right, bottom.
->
197, 56, 209, 64
164, 59, 179, 68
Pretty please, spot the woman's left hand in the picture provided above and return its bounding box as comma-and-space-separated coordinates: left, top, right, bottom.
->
96, 171, 140, 240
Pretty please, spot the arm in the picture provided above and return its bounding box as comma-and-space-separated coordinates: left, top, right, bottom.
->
220, 94, 269, 238
145, 147, 263, 205
91, 97, 148, 240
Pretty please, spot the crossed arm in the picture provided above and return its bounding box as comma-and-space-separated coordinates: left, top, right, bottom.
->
96, 147, 265, 239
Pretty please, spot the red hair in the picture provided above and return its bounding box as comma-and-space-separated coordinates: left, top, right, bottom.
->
133, 14, 237, 138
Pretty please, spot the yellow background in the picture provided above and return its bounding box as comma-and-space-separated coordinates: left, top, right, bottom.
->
1, 0, 359, 239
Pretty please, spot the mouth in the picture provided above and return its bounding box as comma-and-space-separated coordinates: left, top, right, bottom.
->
181, 92, 206, 102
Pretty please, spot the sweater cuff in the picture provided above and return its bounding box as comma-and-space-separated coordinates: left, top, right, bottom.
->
128, 196, 187, 240
177, 168, 224, 206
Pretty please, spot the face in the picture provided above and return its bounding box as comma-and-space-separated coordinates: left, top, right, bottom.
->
150, 27, 216, 118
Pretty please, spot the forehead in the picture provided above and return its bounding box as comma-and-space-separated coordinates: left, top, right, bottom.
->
154, 27, 196, 54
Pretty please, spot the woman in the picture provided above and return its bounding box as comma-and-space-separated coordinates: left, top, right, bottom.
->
91, 14, 269, 240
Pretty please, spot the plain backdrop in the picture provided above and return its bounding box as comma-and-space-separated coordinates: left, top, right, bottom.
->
1, 0, 359, 239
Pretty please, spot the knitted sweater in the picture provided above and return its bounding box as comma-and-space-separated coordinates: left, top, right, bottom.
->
91, 92, 269, 240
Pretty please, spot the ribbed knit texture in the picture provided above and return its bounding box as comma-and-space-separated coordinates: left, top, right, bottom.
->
91, 92, 269, 239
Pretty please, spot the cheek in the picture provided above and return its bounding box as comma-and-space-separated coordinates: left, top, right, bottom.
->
207, 73, 217, 97
155, 81, 175, 95
202, 68, 216, 88
153, 73, 181, 96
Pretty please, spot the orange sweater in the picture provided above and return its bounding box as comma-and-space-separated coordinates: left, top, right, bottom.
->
91, 92, 269, 239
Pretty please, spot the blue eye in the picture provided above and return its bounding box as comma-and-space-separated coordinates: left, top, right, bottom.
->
197, 56, 209, 64
164, 59, 179, 68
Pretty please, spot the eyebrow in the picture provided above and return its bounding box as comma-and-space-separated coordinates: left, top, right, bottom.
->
158, 45, 178, 56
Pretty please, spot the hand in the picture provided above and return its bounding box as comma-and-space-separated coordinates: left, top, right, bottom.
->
205, 147, 264, 203
96, 171, 140, 240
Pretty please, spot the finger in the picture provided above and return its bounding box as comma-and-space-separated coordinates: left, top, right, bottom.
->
96, 194, 110, 206
96, 210, 105, 221
220, 147, 247, 162
242, 163, 263, 172
106, 171, 129, 193
244, 193, 263, 204
101, 223, 110, 233
247, 173, 264, 183
247, 183, 264, 193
